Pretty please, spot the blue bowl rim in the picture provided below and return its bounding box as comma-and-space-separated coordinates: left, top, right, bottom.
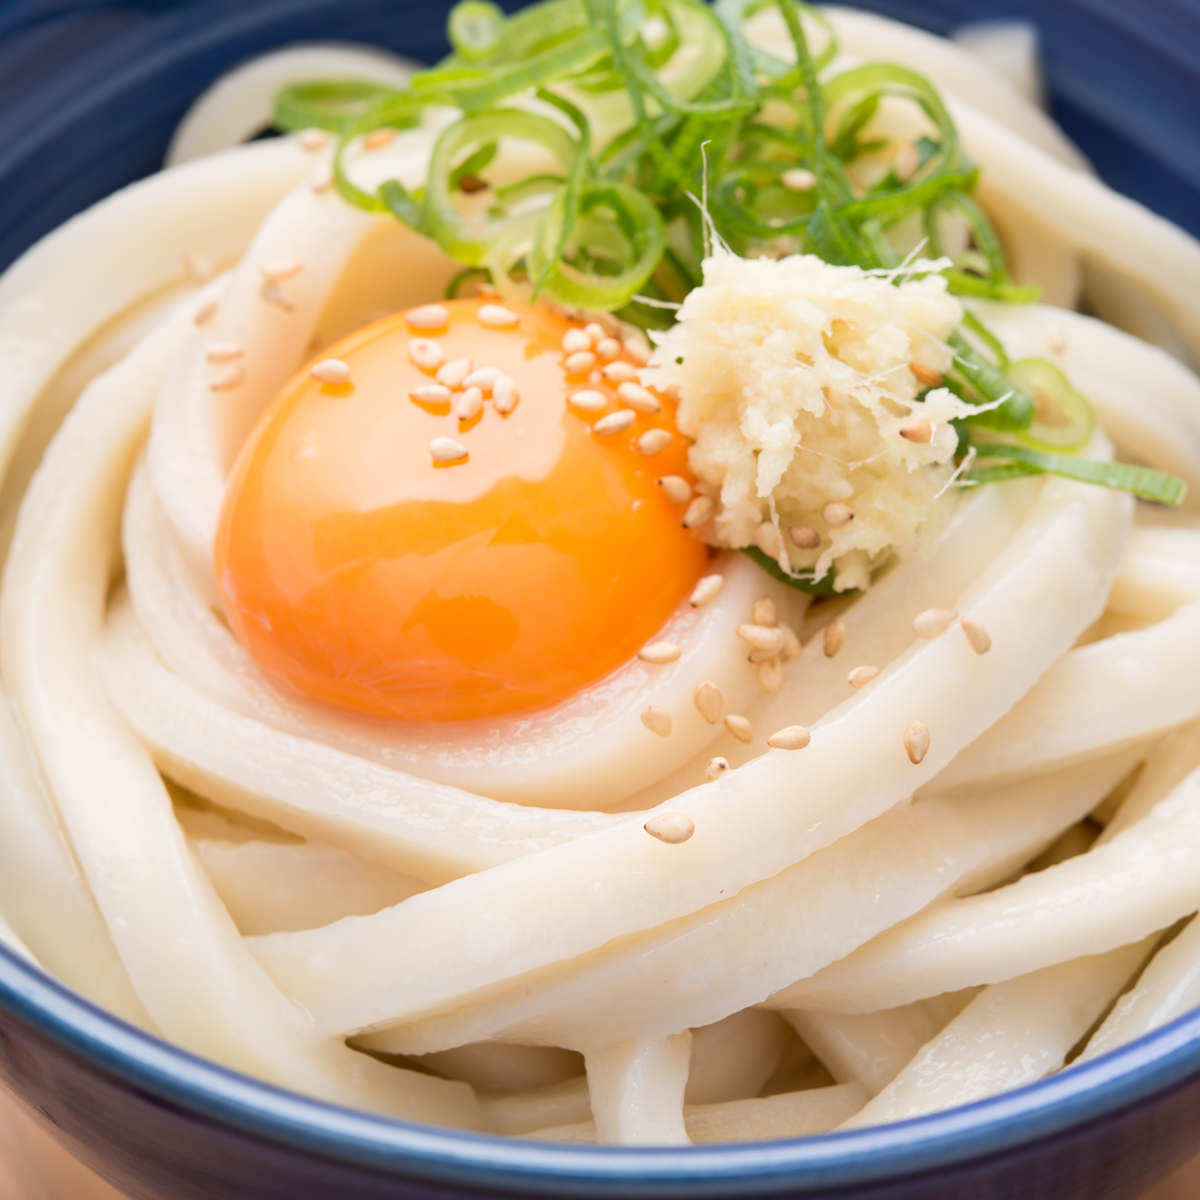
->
4, 941, 1200, 1196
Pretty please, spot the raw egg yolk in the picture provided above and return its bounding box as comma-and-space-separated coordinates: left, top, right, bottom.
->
215, 298, 708, 722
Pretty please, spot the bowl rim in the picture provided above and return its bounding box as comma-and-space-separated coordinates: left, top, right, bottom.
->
4, 942, 1200, 1196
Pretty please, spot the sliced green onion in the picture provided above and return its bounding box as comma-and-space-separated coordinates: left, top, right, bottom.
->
949, 329, 1034, 430
1007, 357, 1094, 452
743, 547, 844, 596
448, 1, 506, 60
274, 80, 399, 134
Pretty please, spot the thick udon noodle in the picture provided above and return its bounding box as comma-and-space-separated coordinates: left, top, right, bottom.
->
2, 7, 1200, 1145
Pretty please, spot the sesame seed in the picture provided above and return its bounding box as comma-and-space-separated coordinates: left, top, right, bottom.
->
406, 304, 449, 332
636, 429, 673, 455
641, 707, 673, 737
593, 409, 637, 436
298, 128, 328, 151
209, 363, 244, 391
752, 597, 777, 627
823, 502, 854, 527
781, 167, 816, 192
205, 341, 243, 364
310, 164, 334, 194
1047, 324, 1068, 354
363, 128, 395, 151
456, 386, 484, 421
683, 496, 715, 529
705, 756, 730, 782
563, 329, 593, 353
823, 619, 845, 658
644, 812, 694, 845
260, 259, 302, 284
893, 141, 919, 182
430, 437, 468, 464
780, 625, 802, 660
617, 382, 661, 414
913, 607, 956, 638
624, 335, 651, 366
568, 389, 608, 414
738, 624, 785, 655
755, 522, 784, 558
193, 298, 218, 325
693, 681, 723, 724
658, 476, 692, 504
259, 283, 295, 312
724, 713, 753, 743
478, 303, 519, 329
759, 657, 784, 693
909, 361, 943, 389
690, 574, 723, 607
768, 725, 811, 750
183, 252, 217, 281
596, 337, 621, 360
457, 174, 488, 195
584, 322, 608, 342
410, 339, 446, 371
411, 383, 452, 405
904, 721, 931, 765
564, 351, 598, 374
602, 361, 639, 384
310, 358, 351, 385
463, 366, 501, 392
900, 419, 933, 444
493, 376, 519, 414
848, 664, 880, 688
790, 526, 820, 549
960, 616, 992, 655
436, 358, 473, 388
639, 641, 681, 665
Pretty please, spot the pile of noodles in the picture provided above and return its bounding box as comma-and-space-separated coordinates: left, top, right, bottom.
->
1, 8, 1200, 1145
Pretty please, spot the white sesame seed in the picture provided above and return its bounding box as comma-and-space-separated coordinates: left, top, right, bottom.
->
193, 298, 218, 326
584, 321, 607, 342
823, 619, 845, 658
456, 386, 484, 421
618, 382, 661, 414
904, 721, 931, 765
894, 141, 919, 183
623, 335, 651, 365
636, 429, 673, 455
768, 725, 811, 750
693, 680, 723, 724
411, 383, 452, 405
568, 389, 608, 414
738, 624, 785, 654
183, 251, 217, 281
260, 259, 303, 284
478, 303, 519, 329
436, 358, 473, 388
363, 128, 395, 151
724, 713, 753, 743
644, 812, 694, 844
430, 437, 468, 464
961, 616, 992, 655
596, 336, 621, 360
593, 409, 636, 436
298, 128, 328, 151
493, 376, 519, 414
406, 304, 450, 332
463, 366, 501, 392
639, 641, 681, 665
848, 664, 880, 688
204, 341, 243, 364
310, 164, 334, 194
409, 339, 446, 371
602, 361, 639, 384
209, 363, 244, 391
909, 361, 942, 389
683, 496, 715, 529
900, 419, 933, 444
752, 597, 777, 627
790, 526, 820, 550
310, 358, 351, 385
564, 351, 598, 375
259, 283, 295, 312
641, 706, 673, 737
563, 328, 593, 353
658, 476, 692, 504
755, 522, 784, 558
780, 625, 802, 660
781, 167, 816, 192
690, 574, 723, 607
1047, 324, 1068, 355
759, 657, 784, 693
913, 607, 957, 638
705, 756, 730, 782
823, 502, 854, 528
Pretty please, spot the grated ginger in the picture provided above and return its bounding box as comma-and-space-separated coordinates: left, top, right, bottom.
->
646, 250, 975, 591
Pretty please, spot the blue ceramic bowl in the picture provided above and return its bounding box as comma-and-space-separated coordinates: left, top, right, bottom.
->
2, 2, 1199, 1197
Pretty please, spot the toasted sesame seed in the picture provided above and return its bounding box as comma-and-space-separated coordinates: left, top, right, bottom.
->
724, 713, 753, 743
618, 382, 661, 413
205, 341, 243, 364
900, 419, 933, 444
596, 337, 621, 361
768, 725, 811, 750
406, 304, 450, 332
478, 303, 519, 329
1047, 324, 1068, 354
823, 618, 845, 658
690, 574, 723, 608
780, 625, 802, 660
259, 283, 295, 311
310, 358, 351, 385
563, 329, 593, 353
411, 383, 452, 405
564, 351, 597, 375
909, 361, 943, 389
456, 386, 484, 421
658, 476, 692, 504
904, 721, 931, 765
624, 335, 651, 365
408, 339, 445, 371
430, 437, 468, 464
639, 641, 681, 665
193, 298, 218, 326
436, 358, 473, 388
738, 624, 785, 654
790, 526, 820, 550
601, 361, 639, 384
568, 389, 608, 414
310, 164, 334, 194
493, 376, 519, 414
893, 141, 919, 182
644, 812, 694, 844
960, 616, 992, 655
782, 167, 816, 192
755, 522, 784, 558
913, 607, 956, 638
752, 597, 777, 627
683, 496, 715, 529
705, 756, 730, 782
298, 128, 328, 151
848, 664, 880, 688
594, 409, 637, 436
209, 363, 245, 391
584, 321, 608, 342
823, 502, 854, 527
693, 681, 723, 724
260, 259, 303, 284
183, 251, 217, 281
463, 366, 501, 392
641, 706, 673, 737
636, 429, 673, 455
457, 174, 488, 194
363, 128, 395, 150
759, 657, 784, 693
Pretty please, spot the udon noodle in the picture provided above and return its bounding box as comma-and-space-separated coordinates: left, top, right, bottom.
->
1, 5, 1200, 1146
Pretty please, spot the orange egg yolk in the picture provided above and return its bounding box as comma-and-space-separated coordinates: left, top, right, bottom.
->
215, 298, 708, 722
